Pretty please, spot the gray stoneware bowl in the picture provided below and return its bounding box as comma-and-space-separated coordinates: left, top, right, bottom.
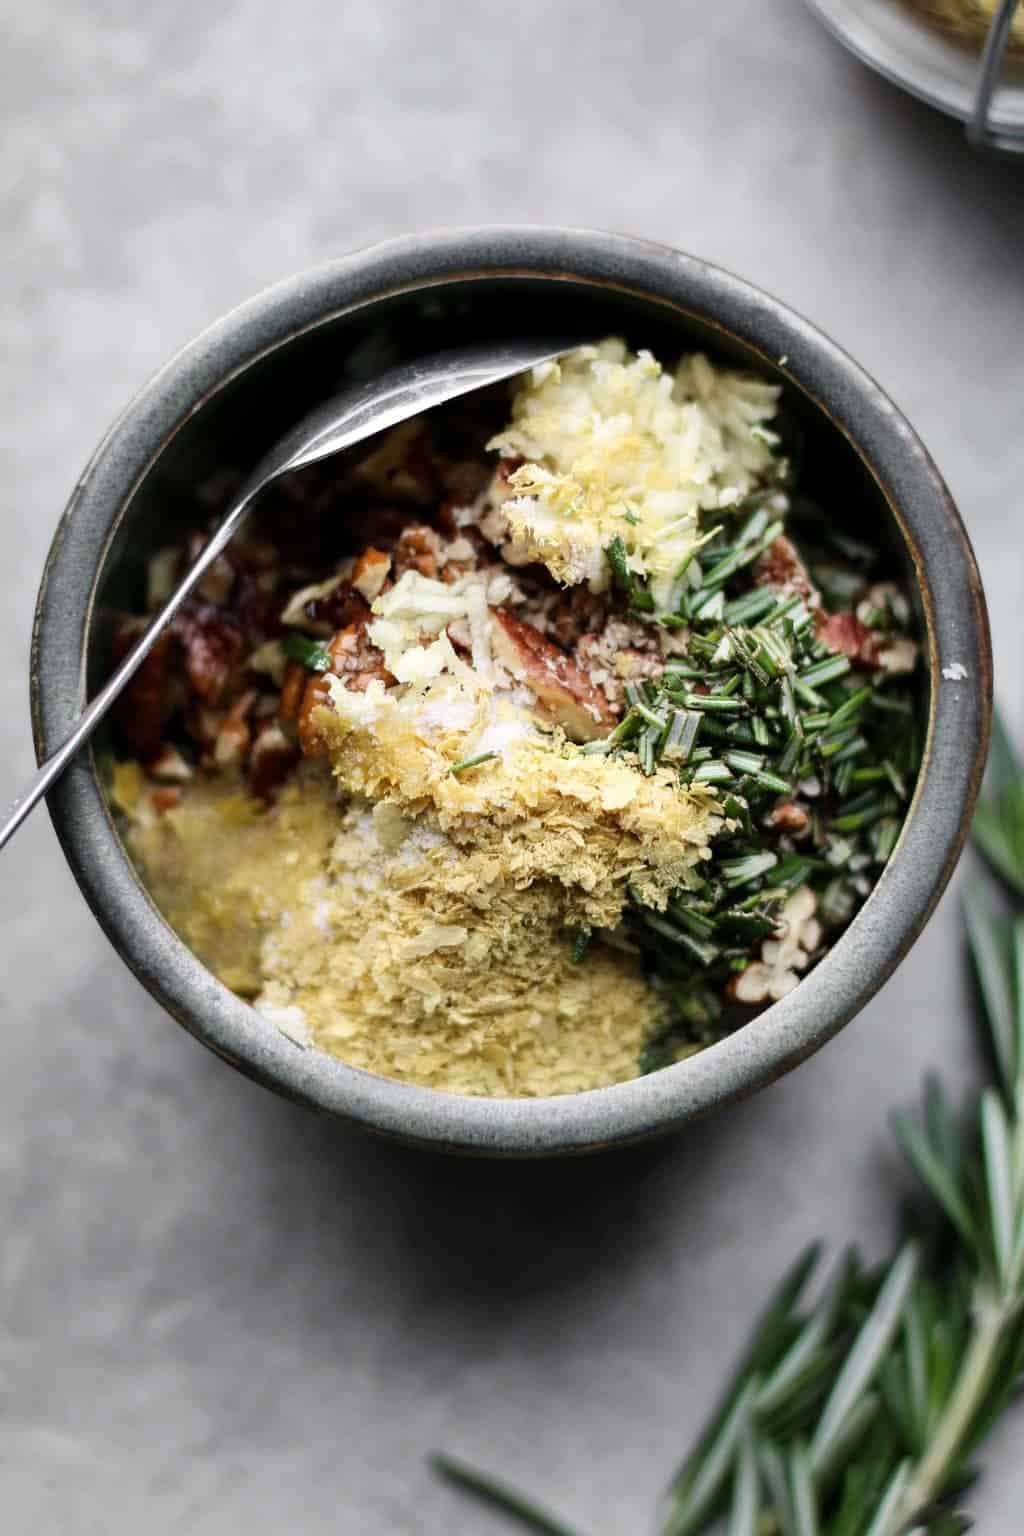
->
32, 226, 991, 1157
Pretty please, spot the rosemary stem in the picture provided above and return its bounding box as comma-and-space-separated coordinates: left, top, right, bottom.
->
894, 1290, 1011, 1534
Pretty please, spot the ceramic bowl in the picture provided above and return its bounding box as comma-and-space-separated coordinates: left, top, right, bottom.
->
31, 226, 991, 1156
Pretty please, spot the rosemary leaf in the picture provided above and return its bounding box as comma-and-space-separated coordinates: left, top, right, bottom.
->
663, 1247, 821, 1520
430, 1456, 584, 1536
605, 535, 633, 595
812, 1391, 880, 1497
660, 1378, 761, 1536
890, 1110, 978, 1253
810, 1243, 919, 1472
756, 1251, 856, 1417
281, 630, 331, 671
969, 802, 1024, 900
727, 1430, 760, 1536
980, 1090, 1016, 1289
964, 887, 1017, 1099
860, 1458, 913, 1536
787, 1443, 820, 1536
450, 751, 499, 776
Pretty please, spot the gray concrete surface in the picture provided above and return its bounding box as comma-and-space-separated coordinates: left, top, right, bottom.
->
2, 2, 1023, 1531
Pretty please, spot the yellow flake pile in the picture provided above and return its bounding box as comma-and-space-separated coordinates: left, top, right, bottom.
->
125, 766, 340, 996
255, 796, 672, 1097
486, 339, 781, 610
311, 691, 721, 929
126, 768, 685, 1096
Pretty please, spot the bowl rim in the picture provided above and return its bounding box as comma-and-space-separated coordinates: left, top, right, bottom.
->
31, 224, 992, 1156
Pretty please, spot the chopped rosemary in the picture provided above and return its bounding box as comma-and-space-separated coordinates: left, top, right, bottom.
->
721, 851, 778, 886
605, 535, 633, 594
281, 630, 331, 672
570, 928, 592, 964
449, 751, 499, 776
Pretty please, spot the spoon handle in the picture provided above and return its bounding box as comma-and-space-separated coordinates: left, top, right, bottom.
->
7, 337, 580, 853
1, 484, 260, 852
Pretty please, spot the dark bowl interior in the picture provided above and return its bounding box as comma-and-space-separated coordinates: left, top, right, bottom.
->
33, 230, 991, 1156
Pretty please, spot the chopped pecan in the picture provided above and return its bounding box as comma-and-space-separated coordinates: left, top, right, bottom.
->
815, 611, 880, 666
213, 690, 256, 769
856, 581, 911, 632
391, 524, 443, 581
109, 619, 172, 760
173, 600, 245, 705
727, 886, 822, 1005
572, 617, 662, 707
277, 662, 307, 727
304, 580, 369, 633
150, 787, 182, 815
297, 677, 331, 758
875, 635, 918, 676
297, 621, 393, 756
186, 702, 224, 748
490, 610, 617, 742
351, 547, 391, 602
432, 523, 494, 580
546, 586, 612, 650
326, 621, 392, 688
495, 455, 524, 488
146, 744, 194, 783
249, 721, 301, 800
753, 536, 821, 606
765, 801, 811, 837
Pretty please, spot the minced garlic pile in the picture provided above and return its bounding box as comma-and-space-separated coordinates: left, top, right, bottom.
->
487, 340, 781, 610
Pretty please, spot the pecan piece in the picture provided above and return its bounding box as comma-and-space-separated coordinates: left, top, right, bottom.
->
146, 744, 194, 783
391, 524, 443, 581
297, 621, 393, 756
173, 600, 245, 705
815, 611, 881, 667
726, 886, 822, 1006
109, 619, 172, 760
753, 535, 821, 606
490, 610, 617, 742
249, 721, 301, 800
150, 787, 182, 815
213, 689, 256, 769
277, 662, 307, 727
351, 547, 391, 602
765, 801, 811, 837
305, 580, 370, 633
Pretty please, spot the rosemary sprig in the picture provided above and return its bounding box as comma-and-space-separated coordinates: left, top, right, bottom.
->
432, 708, 1024, 1536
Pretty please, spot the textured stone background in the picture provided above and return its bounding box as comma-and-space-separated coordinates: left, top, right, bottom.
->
2, 2, 1023, 1531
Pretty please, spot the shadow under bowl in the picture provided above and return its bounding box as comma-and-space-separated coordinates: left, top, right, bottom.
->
31, 225, 991, 1156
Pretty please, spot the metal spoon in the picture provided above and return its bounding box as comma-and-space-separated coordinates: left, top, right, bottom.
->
3, 336, 579, 850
